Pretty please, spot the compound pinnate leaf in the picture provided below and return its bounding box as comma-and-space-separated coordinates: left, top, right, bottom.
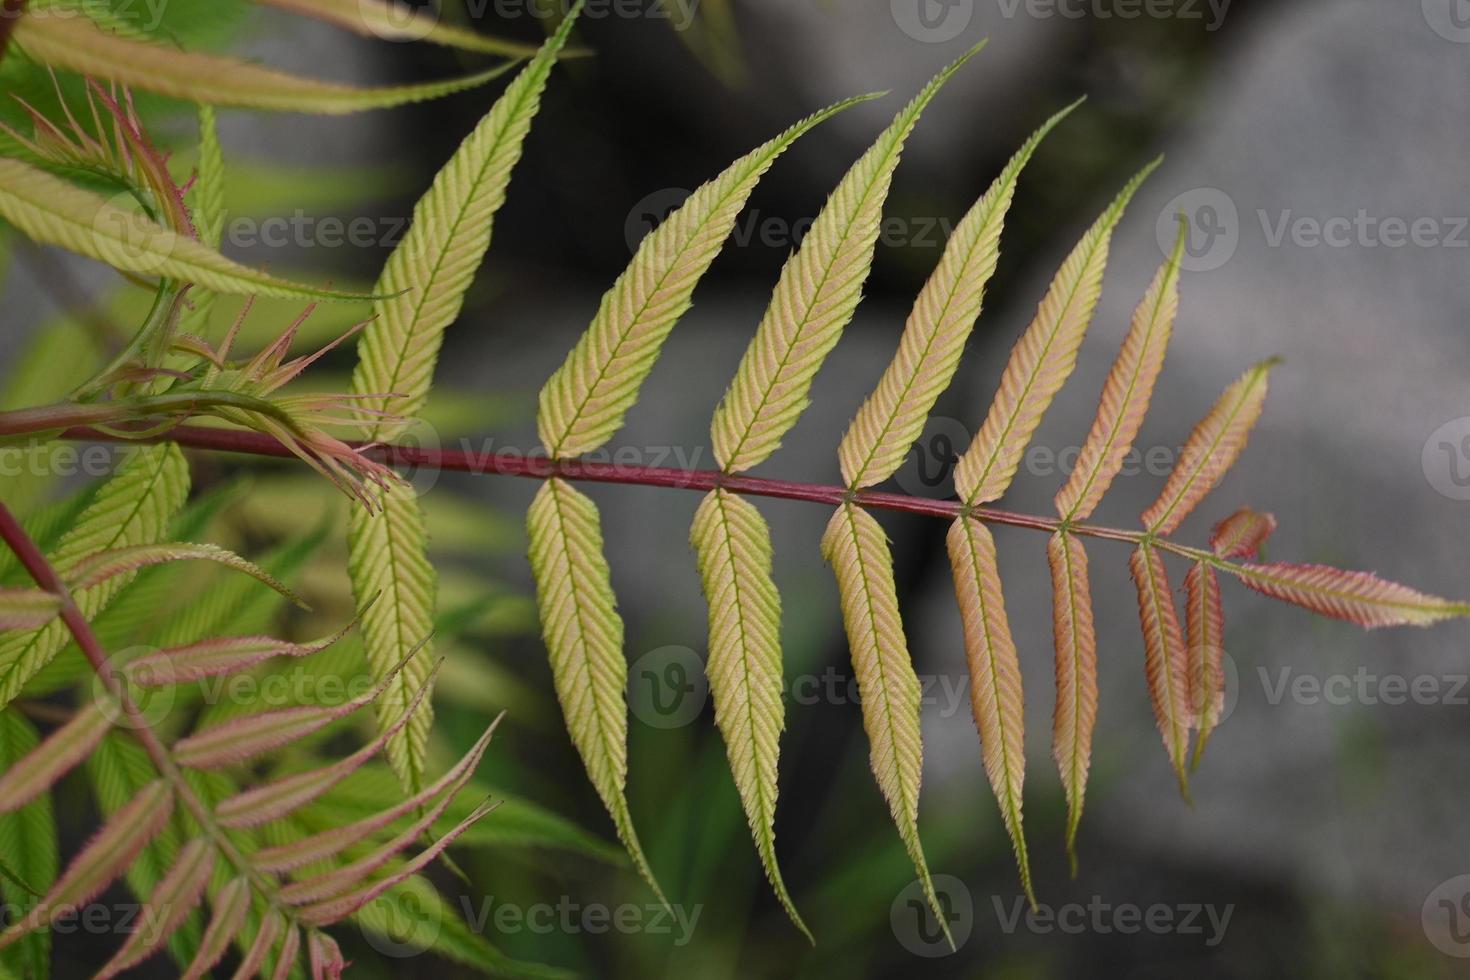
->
840, 98, 1078, 489
689, 488, 808, 939
1046, 531, 1097, 876
820, 503, 949, 946
1210, 507, 1277, 559
527, 477, 666, 902
946, 515, 1034, 905
712, 45, 984, 474
256, 0, 545, 57
0, 444, 189, 709
12, 13, 521, 114
1142, 359, 1278, 535
1055, 209, 1186, 520
954, 160, 1159, 506
1129, 545, 1190, 797
1184, 562, 1226, 769
0, 701, 111, 814
0, 780, 172, 949
1226, 562, 1467, 628
0, 159, 367, 301
353, 10, 580, 438
537, 93, 879, 459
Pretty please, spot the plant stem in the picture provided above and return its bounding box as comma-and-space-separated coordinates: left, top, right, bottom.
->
58, 423, 1220, 564
0, 499, 286, 907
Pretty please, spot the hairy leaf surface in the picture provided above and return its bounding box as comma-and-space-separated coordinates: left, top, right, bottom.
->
1047, 531, 1096, 874
0, 702, 111, 813
537, 94, 877, 459
12, 14, 520, 113
256, 0, 545, 56
1227, 562, 1466, 628
839, 100, 1077, 488
820, 503, 948, 943
1129, 545, 1190, 795
689, 488, 807, 938
712, 45, 983, 473
1142, 359, 1277, 534
527, 477, 665, 901
954, 160, 1158, 505
352, 12, 578, 437
946, 515, 1033, 904
1055, 212, 1185, 520
1210, 507, 1277, 559
0, 159, 365, 300
0, 712, 55, 979
1184, 562, 1225, 768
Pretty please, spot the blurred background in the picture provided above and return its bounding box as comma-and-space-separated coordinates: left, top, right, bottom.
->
4, 0, 1470, 976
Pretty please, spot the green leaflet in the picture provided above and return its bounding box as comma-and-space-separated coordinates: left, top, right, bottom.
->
710, 43, 984, 474
838, 99, 1079, 489
0, 158, 368, 301
176, 106, 226, 341
352, 9, 579, 437
11, 13, 522, 114
536, 91, 881, 459
820, 503, 949, 947
526, 478, 666, 902
254, 0, 545, 58
689, 489, 808, 939
346, 13, 581, 792
0, 711, 56, 980
0, 444, 190, 708
346, 483, 437, 792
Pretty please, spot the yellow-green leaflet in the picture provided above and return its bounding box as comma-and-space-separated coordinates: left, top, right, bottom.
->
536, 92, 881, 460
689, 489, 808, 940
711, 43, 984, 474
346, 13, 579, 791
820, 503, 950, 947
253, 0, 545, 57
527, 478, 666, 902
353, 11, 578, 438
12, 13, 521, 114
946, 515, 1034, 906
838, 100, 1078, 489
953, 159, 1160, 506
0, 159, 366, 301
0, 445, 190, 708
345, 484, 436, 792
176, 106, 226, 341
